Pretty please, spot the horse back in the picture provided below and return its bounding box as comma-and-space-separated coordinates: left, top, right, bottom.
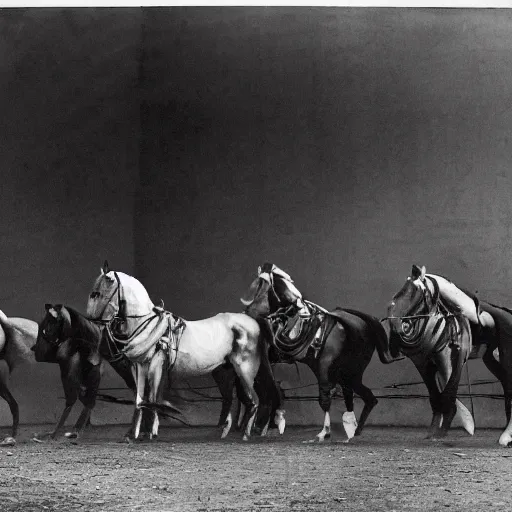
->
427, 274, 479, 323
322, 308, 379, 363
0, 317, 37, 371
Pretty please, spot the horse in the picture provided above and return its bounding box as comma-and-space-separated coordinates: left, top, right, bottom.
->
0, 310, 37, 445
240, 262, 401, 442
387, 264, 512, 446
33, 303, 169, 441
385, 265, 474, 440
86, 261, 279, 441
32, 304, 104, 439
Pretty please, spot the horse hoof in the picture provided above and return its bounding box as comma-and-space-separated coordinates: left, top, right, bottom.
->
498, 433, 512, 447
242, 434, 250, 441
313, 434, 330, 443
64, 432, 78, 439
342, 411, 357, 440
275, 410, 286, 435
0, 437, 16, 447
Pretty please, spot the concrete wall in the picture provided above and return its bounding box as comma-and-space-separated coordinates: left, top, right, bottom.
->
1, 8, 511, 430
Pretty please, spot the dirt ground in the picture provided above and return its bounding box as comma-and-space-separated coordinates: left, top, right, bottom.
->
1, 424, 512, 512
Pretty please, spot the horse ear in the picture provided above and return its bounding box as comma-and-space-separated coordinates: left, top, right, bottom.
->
44, 303, 52, 311
411, 265, 422, 279
102, 260, 110, 274
411, 264, 427, 280
54, 304, 63, 311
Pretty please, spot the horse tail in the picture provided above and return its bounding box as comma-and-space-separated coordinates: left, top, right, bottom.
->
0, 311, 37, 373
342, 309, 401, 364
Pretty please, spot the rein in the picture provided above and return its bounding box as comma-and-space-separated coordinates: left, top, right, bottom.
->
382, 276, 452, 323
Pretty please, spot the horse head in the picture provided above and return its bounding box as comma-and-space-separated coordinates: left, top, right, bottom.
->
32, 304, 72, 362
86, 260, 154, 323
240, 262, 303, 318
387, 264, 441, 354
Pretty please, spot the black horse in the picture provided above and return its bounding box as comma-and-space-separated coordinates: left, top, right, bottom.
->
385, 265, 473, 439
32, 304, 104, 439
240, 262, 399, 442
33, 304, 170, 440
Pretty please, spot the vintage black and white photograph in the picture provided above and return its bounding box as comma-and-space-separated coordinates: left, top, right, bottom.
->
1, 3, 512, 511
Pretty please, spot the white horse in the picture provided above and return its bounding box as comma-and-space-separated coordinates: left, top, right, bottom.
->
0, 310, 37, 445
86, 262, 274, 441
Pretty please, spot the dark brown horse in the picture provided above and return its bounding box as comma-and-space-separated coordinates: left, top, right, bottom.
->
33, 304, 165, 441
0, 310, 37, 445
387, 264, 512, 446
385, 265, 473, 440
241, 263, 399, 442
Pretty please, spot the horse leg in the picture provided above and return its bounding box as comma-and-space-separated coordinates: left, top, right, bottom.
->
412, 359, 443, 439
211, 364, 236, 439
350, 379, 378, 438
108, 356, 152, 442
234, 377, 245, 431
481, 343, 509, 424
230, 356, 260, 441
434, 346, 465, 437
42, 358, 81, 440
66, 361, 104, 439
147, 350, 167, 440
497, 345, 512, 446
0, 374, 19, 446
339, 384, 357, 441
130, 363, 147, 440
253, 355, 283, 437
310, 359, 335, 443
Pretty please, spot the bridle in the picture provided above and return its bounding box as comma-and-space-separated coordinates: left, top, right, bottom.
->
384, 275, 443, 322
384, 275, 455, 350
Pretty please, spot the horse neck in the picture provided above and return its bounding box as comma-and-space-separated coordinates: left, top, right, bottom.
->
64, 306, 100, 343
117, 273, 155, 314
115, 274, 155, 334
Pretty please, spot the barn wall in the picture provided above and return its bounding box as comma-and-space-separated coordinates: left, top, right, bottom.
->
134, 7, 512, 429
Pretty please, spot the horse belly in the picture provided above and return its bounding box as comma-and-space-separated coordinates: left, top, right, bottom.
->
171, 326, 232, 378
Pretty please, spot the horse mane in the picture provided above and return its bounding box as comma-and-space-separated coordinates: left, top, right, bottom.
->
63, 305, 103, 343
110, 271, 155, 313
